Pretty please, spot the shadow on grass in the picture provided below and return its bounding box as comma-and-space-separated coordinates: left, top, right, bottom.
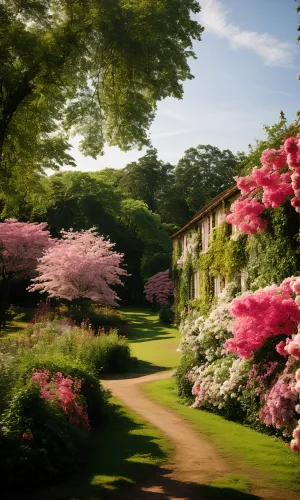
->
123, 310, 178, 345
15, 399, 169, 500
100, 360, 170, 380
115, 472, 261, 500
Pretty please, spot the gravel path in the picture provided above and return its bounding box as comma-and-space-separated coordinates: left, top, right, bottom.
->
102, 371, 300, 500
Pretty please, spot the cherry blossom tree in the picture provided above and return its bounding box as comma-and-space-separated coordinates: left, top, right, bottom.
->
0, 219, 51, 327
226, 134, 300, 234
29, 228, 127, 307
144, 270, 173, 306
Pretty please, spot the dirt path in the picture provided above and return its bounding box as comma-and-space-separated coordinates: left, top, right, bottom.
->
102, 371, 300, 500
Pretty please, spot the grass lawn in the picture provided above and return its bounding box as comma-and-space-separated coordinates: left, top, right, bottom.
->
0, 306, 34, 343
144, 378, 300, 493
123, 308, 181, 372
23, 396, 171, 500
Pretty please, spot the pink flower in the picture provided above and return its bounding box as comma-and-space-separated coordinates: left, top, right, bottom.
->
276, 341, 288, 357
291, 440, 300, 452
226, 198, 267, 234
22, 432, 33, 440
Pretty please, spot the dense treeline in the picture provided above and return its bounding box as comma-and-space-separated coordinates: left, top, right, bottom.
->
1, 113, 295, 305
3, 143, 241, 304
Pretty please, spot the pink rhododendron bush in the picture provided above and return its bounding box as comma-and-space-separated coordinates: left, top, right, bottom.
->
144, 269, 174, 305
226, 134, 300, 234
176, 280, 300, 452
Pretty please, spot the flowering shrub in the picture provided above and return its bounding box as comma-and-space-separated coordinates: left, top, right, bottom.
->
259, 370, 298, 437
144, 269, 174, 305
177, 286, 249, 418
31, 370, 90, 429
225, 283, 300, 359
176, 279, 300, 450
226, 134, 300, 234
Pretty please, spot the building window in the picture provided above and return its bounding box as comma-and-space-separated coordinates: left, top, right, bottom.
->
220, 277, 226, 292
189, 274, 195, 300
201, 217, 210, 252
189, 271, 200, 300
240, 270, 248, 292
212, 212, 216, 229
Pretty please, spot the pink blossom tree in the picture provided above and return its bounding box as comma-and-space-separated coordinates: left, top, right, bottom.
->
226, 134, 300, 234
0, 219, 51, 327
29, 228, 127, 307
144, 270, 173, 306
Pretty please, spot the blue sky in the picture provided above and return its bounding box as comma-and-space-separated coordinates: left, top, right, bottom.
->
67, 0, 300, 172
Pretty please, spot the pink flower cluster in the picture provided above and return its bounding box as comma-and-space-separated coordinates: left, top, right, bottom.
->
247, 361, 279, 396
225, 284, 300, 358
22, 432, 33, 440
31, 370, 90, 429
226, 135, 300, 234
144, 270, 174, 306
259, 372, 298, 436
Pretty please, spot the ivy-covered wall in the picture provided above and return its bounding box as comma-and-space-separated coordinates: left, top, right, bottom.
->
173, 203, 300, 324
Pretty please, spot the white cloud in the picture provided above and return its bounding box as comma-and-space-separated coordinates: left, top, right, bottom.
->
200, 0, 296, 68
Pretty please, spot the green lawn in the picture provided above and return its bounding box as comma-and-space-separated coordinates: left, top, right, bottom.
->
123, 308, 181, 372
24, 396, 171, 500
144, 378, 300, 493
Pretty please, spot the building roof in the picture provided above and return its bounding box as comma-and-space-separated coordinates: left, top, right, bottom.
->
170, 184, 239, 239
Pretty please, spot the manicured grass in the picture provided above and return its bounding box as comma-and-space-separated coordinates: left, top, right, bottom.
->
123, 308, 181, 372
144, 378, 300, 493
0, 320, 28, 342
29, 396, 171, 500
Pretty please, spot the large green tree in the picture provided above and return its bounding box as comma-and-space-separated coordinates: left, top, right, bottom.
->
0, 0, 203, 202
119, 148, 175, 213
174, 144, 239, 216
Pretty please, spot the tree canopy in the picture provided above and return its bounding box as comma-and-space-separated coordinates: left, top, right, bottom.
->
0, 0, 203, 200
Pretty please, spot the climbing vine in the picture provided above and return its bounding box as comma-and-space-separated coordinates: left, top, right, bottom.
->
173, 207, 299, 323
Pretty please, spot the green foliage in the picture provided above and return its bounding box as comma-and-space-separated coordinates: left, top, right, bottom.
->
18, 322, 133, 377
0, 0, 203, 208
65, 304, 128, 336
173, 224, 247, 321
174, 144, 240, 216
246, 205, 300, 289
119, 148, 175, 214
174, 353, 195, 403
240, 112, 300, 175
17, 356, 109, 426
17, 170, 172, 303
0, 384, 87, 489
79, 332, 132, 375
0, 317, 134, 491
158, 305, 174, 326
